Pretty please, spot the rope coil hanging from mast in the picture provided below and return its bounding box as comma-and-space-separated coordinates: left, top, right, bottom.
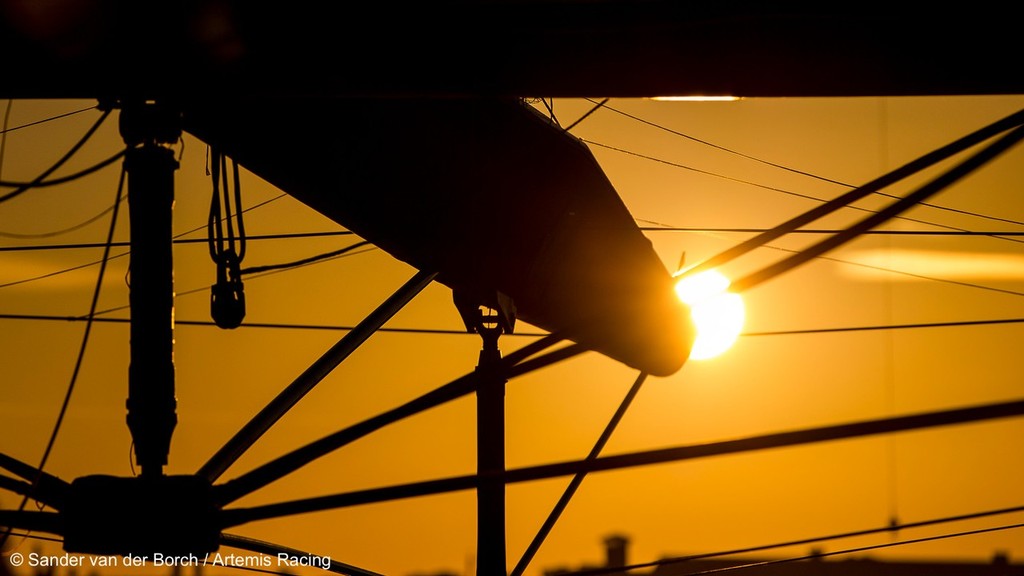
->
208, 148, 247, 329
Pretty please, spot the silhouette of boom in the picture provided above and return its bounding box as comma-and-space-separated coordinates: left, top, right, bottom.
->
183, 98, 694, 376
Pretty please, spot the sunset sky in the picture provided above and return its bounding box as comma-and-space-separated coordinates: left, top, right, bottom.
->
2, 94, 1024, 575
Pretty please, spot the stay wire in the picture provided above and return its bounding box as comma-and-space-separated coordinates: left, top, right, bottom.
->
4, 314, 1023, 339
591, 98, 1024, 229
0, 194, 126, 239
78, 244, 378, 319
214, 336, 578, 506
587, 98, 850, 186
664, 523, 1024, 576
0, 100, 11, 183
10, 227, 1024, 255
0, 107, 112, 205
0, 104, 96, 136
240, 241, 371, 275
510, 371, 648, 576
0, 149, 126, 188
0, 164, 125, 551
568, 514, 1024, 576
585, 140, 1024, 245
0, 193, 288, 291
732, 123, 1024, 292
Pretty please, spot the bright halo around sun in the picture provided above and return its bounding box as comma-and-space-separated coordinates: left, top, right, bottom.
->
674, 269, 745, 360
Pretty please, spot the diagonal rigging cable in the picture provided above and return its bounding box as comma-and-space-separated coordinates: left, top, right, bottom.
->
0, 165, 125, 551
0, 193, 126, 239
197, 269, 438, 483
218, 397, 1024, 527
213, 336, 582, 506
591, 98, 1024, 229
585, 139, 1024, 246
510, 371, 648, 576
561, 504, 1024, 575
680, 524, 1024, 576
0, 104, 96, 136
614, 105, 1024, 280
0, 107, 112, 205
4, 314, 1023, 339
573, 522, 1024, 576
0, 230, 356, 252
0, 193, 291, 290
8, 227, 1024, 255
0, 149, 126, 189
731, 123, 1024, 292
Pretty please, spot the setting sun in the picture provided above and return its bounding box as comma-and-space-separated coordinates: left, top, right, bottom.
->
674, 269, 745, 360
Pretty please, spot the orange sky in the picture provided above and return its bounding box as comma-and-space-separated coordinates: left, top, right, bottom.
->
2, 95, 1024, 575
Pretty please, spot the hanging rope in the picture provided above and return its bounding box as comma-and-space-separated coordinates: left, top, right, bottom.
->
208, 148, 247, 328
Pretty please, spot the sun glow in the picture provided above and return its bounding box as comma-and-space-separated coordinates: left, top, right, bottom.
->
674, 269, 745, 360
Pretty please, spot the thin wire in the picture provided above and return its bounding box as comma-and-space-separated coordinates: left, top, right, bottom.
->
240, 241, 371, 275
0, 193, 290, 290
591, 98, 1024, 229
585, 139, 1024, 244
215, 339, 579, 507
0, 230, 355, 252
732, 123, 1024, 292
752, 237, 1024, 299
0, 108, 112, 205
566, 504, 1024, 575
0, 530, 63, 544
0, 149, 126, 188
78, 245, 378, 319
0, 165, 125, 551
3, 314, 1021, 340
0, 194, 126, 239
587, 98, 850, 186
218, 397, 1024, 527
510, 371, 648, 576
0, 104, 96, 136
638, 226, 1024, 236
9, 227, 1024, 254
0, 100, 12, 182
670, 523, 1024, 576
742, 317, 1024, 337
570, 519, 1024, 576
564, 98, 609, 132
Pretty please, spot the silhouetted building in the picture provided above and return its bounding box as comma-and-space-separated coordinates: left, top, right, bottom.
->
546, 535, 1024, 576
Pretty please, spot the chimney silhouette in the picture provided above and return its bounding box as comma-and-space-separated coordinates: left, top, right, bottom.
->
604, 534, 629, 569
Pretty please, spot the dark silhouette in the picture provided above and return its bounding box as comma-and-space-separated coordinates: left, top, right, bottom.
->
546, 535, 1024, 576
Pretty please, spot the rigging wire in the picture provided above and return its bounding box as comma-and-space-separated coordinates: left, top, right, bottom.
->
584, 139, 1024, 245
563, 98, 609, 132
638, 225, 1024, 236
0, 194, 126, 239
570, 521, 1024, 576
6, 227, 1024, 254
217, 397, 1024, 528
0, 104, 96, 136
0, 165, 125, 551
588, 98, 1024, 230
214, 337, 581, 507
3, 314, 1023, 339
0, 100, 12, 183
74, 244, 378, 319
0, 108, 112, 205
0, 193, 291, 290
0, 149, 126, 189
731, 124, 1024, 292
510, 371, 648, 576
